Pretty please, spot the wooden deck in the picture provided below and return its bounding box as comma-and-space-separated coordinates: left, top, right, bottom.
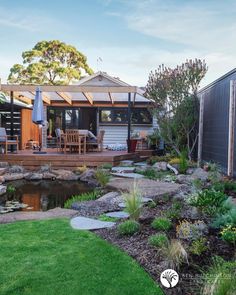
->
0, 149, 140, 170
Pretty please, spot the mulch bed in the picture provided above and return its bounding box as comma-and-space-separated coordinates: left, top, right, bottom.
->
96, 203, 234, 295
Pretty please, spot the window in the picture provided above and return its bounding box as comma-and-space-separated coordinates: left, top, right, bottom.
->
99, 108, 152, 125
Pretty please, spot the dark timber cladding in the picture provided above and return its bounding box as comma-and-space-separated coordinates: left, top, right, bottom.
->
198, 69, 236, 175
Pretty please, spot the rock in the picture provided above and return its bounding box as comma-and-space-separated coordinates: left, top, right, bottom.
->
8, 165, 24, 173
108, 178, 182, 199
119, 160, 134, 166
42, 172, 56, 180
71, 200, 117, 217
0, 162, 9, 168
111, 172, 144, 179
134, 162, 149, 167
3, 173, 24, 181
152, 161, 167, 171
111, 166, 135, 173
0, 176, 5, 184
191, 168, 208, 181
186, 168, 195, 175
52, 169, 79, 181
97, 191, 121, 203
79, 169, 96, 182
70, 216, 115, 230
0, 168, 7, 176
24, 173, 43, 180
0, 185, 6, 196
176, 174, 194, 184
105, 211, 129, 219
167, 163, 179, 175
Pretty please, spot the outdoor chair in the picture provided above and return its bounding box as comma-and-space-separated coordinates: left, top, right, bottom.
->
55, 128, 65, 152
87, 130, 105, 152
137, 130, 148, 150
0, 127, 19, 154
64, 130, 86, 154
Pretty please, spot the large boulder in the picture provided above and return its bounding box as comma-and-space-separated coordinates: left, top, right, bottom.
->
0, 185, 6, 196
191, 168, 208, 181
24, 173, 43, 181
42, 172, 56, 180
79, 169, 97, 184
52, 169, 79, 181
0, 162, 9, 168
3, 173, 24, 181
8, 165, 24, 174
0, 168, 7, 176
152, 161, 167, 171
0, 176, 5, 184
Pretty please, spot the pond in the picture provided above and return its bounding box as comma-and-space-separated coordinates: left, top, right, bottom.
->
0, 180, 91, 212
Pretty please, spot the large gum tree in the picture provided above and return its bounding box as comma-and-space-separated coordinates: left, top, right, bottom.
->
8, 40, 93, 85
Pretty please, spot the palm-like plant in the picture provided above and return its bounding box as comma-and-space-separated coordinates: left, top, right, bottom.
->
123, 182, 143, 221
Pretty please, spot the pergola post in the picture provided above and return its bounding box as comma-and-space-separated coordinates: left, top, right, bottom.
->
127, 92, 131, 153
10, 91, 14, 137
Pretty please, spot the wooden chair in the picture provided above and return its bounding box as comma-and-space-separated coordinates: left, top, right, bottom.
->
55, 128, 65, 152
0, 127, 19, 154
64, 130, 86, 154
87, 130, 105, 152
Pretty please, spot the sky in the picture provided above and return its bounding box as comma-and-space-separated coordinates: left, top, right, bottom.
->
0, 0, 236, 87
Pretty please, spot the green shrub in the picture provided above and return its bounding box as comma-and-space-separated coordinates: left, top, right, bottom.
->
189, 237, 208, 255
151, 217, 172, 231
101, 163, 113, 170
148, 233, 168, 248
207, 162, 222, 184
122, 183, 142, 221
6, 185, 16, 194
64, 190, 100, 209
179, 150, 188, 174
202, 256, 236, 295
223, 180, 236, 192
138, 168, 170, 180
166, 201, 182, 220
176, 219, 207, 240
147, 155, 172, 165
220, 225, 236, 244
95, 169, 110, 187
212, 207, 236, 228
118, 220, 140, 236
188, 189, 228, 216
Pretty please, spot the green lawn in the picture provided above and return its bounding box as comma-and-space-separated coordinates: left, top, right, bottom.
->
0, 219, 163, 295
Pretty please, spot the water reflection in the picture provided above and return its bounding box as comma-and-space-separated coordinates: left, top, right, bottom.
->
0, 180, 91, 212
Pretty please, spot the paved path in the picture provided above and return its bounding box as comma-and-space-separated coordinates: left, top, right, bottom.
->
107, 177, 182, 198
0, 208, 77, 224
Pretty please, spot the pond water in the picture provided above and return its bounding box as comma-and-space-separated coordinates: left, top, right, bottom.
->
0, 180, 91, 212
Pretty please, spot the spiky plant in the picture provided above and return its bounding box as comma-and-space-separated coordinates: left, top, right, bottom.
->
122, 182, 143, 221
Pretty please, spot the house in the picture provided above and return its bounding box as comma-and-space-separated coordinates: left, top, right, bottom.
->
0, 72, 157, 150
198, 68, 236, 177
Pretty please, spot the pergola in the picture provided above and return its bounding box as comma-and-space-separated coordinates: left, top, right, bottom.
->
0, 83, 151, 152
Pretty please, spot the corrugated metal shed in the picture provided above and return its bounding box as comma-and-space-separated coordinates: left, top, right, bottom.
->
198, 69, 236, 175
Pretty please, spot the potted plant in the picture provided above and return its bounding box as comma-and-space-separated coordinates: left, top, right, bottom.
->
147, 129, 160, 150
127, 131, 140, 153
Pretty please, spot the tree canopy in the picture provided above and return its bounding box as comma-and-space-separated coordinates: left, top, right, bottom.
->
145, 59, 207, 160
8, 40, 93, 85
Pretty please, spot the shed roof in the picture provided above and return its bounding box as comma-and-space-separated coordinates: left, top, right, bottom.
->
0, 72, 150, 107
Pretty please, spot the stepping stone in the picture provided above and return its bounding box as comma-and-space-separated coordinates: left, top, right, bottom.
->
118, 197, 153, 208
134, 162, 149, 167
111, 167, 135, 173
119, 160, 134, 166
70, 216, 115, 230
105, 211, 130, 219
111, 172, 144, 179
